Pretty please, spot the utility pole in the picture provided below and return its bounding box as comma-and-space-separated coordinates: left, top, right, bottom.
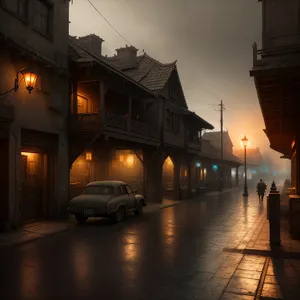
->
219, 101, 225, 191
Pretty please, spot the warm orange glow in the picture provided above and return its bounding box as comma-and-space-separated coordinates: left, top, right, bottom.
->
119, 155, 124, 162
21, 152, 38, 161
204, 168, 207, 179
85, 152, 92, 161
22, 72, 38, 93
241, 135, 249, 148
125, 154, 135, 167
166, 156, 173, 167
184, 170, 188, 177
291, 138, 295, 149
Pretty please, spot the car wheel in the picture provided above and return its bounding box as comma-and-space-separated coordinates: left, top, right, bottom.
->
75, 214, 88, 224
112, 206, 125, 223
135, 201, 143, 215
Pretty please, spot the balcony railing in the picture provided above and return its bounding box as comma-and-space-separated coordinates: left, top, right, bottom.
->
70, 113, 100, 132
71, 112, 159, 141
106, 113, 128, 131
253, 42, 300, 66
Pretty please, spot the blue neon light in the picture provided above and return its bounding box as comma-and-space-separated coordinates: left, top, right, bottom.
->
212, 164, 218, 171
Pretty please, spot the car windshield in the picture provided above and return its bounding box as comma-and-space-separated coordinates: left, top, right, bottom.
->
83, 186, 114, 195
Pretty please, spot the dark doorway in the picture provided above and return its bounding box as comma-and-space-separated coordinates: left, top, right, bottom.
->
20, 151, 46, 223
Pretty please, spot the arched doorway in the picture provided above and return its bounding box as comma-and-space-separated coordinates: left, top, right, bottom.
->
162, 156, 174, 198
109, 150, 143, 194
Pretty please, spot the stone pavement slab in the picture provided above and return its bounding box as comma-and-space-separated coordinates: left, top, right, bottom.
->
0, 220, 74, 248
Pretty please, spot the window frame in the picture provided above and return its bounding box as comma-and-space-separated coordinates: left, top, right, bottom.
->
119, 185, 128, 195
32, 0, 54, 40
125, 185, 133, 195
2, 0, 29, 23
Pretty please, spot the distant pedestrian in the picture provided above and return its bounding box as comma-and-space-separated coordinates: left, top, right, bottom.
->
257, 179, 267, 202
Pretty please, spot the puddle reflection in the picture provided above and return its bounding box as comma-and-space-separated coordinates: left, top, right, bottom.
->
72, 241, 92, 292
19, 247, 40, 299
123, 233, 139, 262
161, 208, 176, 262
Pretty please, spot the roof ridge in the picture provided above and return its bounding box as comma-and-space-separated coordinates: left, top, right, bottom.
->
141, 53, 176, 67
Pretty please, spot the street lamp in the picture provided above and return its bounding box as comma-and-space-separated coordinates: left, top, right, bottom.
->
0, 68, 38, 96
241, 135, 249, 197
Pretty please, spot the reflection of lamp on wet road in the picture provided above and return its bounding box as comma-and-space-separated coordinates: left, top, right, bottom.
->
125, 154, 135, 168
241, 135, 249, 197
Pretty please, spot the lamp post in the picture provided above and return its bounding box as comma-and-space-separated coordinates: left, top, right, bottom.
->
241, 136, 249, 197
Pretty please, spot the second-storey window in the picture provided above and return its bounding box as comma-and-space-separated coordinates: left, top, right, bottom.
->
33, 0, 52, 38
3, 0, 28, 20
166, 110, 171, 129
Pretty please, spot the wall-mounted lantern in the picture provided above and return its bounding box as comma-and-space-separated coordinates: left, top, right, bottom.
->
0, 68, 38, 97
22, 70, 38, 94
85, 152, 92, 161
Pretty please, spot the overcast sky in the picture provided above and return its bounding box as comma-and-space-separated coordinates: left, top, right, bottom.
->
69, 0, 289, 171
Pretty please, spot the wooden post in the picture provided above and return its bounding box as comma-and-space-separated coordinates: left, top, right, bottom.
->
99, 81, 105, 128
128, 95, 132, 132
72, 82, 78, 114
188, 162, 192, 198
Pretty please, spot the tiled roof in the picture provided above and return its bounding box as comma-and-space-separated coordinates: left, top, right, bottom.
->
202, 131, 234, 147
183, 110, 214, 130
68, 38, 154, 96
108, 54, 176, 93
201, 139, 242, 164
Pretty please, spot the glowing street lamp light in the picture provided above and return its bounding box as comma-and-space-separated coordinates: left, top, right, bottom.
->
241, 135, 249, 197
21, 70, 38, 94
0, 68, 38, 96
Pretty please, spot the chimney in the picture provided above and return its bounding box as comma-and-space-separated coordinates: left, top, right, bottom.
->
115, 45, 138, 69
77, 34, 104, 57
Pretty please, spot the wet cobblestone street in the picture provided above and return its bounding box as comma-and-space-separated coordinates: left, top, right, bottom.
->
0, 187, 299, 299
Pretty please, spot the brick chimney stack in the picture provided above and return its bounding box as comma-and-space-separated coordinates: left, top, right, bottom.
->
115, 45, 138, 69
77, 34, 104, 58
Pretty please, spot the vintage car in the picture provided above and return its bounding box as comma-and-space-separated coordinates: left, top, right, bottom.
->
68, 180, 146, 223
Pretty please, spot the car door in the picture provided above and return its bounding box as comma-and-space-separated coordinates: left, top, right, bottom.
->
125, 185, 136, 209
119, 185, 130, 210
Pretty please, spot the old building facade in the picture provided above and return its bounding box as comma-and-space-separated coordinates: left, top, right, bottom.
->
0, 0, 70, 230
250, 0, 300, 195
68, 35, 241, 204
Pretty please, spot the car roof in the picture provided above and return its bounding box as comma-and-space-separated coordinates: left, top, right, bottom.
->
86, 180, 126, 187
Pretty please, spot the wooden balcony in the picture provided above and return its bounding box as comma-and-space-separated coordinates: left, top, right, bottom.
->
188, 138, 202, 153
70, 112, 159, 142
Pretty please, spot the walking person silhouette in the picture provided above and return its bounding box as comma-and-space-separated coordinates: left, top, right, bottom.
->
257, 179, 267, 203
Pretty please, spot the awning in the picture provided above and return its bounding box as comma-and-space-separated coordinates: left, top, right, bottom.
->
181, 110, 214, 130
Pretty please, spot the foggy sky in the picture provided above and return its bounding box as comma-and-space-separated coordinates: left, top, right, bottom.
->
69, 0, 289, 172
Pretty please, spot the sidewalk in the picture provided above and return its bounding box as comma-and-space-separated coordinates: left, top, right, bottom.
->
222, 209, 300, 299
0, 198, 180, 249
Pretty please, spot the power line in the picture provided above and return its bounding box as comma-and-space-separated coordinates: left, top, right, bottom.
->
87, 0, 132, 46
